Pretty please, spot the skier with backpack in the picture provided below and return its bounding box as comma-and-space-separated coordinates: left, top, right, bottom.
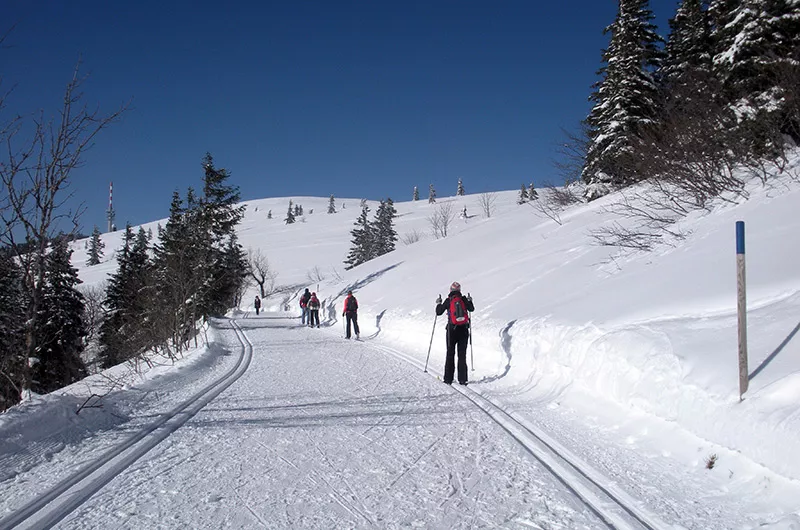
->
435, 281, 474, 385
307, 292, 321, 328
342, 290, 360, 339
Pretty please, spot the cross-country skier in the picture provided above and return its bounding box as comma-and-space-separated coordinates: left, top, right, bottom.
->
435, 282, 474, 385
308, 292, 321, 328
299, 288, 311, 324
343, 290, 360, 339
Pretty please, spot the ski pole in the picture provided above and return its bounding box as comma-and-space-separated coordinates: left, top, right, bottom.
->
468, 293, 474, 371
424, 314, 437, 372
424, 296, 441, 372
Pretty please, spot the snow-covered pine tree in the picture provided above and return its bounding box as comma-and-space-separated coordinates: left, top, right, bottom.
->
197, 154, 246, 318
344, 203, 374, 270
87, 225, 105, 266
518, 184, 528, 204
457, 178, 465, 196
710, 0, 800, 144
147, 193, 202, 358
661, 0, 713, 90
285, 200, 296, 224
582, 0, 664, 198
328, 195, 336, 214
373, 198, 398, 257
413, 186, 419, 201
528, 182, 539, 200
267, 210, 272, 219
99, 224, 155, 367
0, 252, 27, 411
33, 237, 87, 393
428, 184, 436, 204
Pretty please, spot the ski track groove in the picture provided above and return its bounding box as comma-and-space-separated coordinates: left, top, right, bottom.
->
366, 341, 668, 530
0, 318, 253, 530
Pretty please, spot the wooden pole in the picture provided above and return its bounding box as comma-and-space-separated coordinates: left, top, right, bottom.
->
736, 221, 749, 400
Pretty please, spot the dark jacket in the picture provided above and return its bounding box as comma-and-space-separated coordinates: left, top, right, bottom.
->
300, 290, 311, 307
436, 291, 474, 322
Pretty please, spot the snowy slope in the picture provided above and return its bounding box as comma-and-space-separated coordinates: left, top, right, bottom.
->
2, 157, 800, 528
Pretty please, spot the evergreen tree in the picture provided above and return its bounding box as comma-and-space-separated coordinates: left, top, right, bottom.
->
428, 184, 437, 204
583, 0, 664, 197
285, 200, 296, 224
328, 195, 337, 214
373, 198, 398, 257
456, 178, 465, 196
0, 252, 27, 411
528, 182, 539, 200
87, 225, 105, 266
518, 184, 529, 204
196, 154, 246, 318
344, 203, 374, 270
267, 210, 272, 219
33, 238, 87, 393
661, 0, 713, 89
413, 186, 419, 201
711, 0, 800, 143
99, 224, 155, 366
147, 193, 202, 357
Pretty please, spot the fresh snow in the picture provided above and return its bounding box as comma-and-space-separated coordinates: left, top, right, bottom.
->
2, 158, 800, 528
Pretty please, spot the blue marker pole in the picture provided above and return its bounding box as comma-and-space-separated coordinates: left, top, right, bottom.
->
736, 221, 749, 400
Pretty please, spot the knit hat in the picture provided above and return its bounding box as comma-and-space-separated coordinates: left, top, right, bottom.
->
450, 281, 461, 292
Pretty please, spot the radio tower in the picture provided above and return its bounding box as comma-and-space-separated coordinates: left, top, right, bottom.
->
106, 181, 116, 233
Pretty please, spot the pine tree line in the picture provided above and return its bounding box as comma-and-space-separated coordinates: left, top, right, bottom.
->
97, 153, 247, 368
582, 0, 800, 201
343, 198, 398, 270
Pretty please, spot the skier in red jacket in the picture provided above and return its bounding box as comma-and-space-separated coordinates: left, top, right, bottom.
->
342, 290, 360, 339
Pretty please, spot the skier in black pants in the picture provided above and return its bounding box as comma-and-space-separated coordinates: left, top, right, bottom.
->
343, 290, 360, 339
435, 282, 474, 385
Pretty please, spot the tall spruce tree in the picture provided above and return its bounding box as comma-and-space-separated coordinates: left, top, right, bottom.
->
583, 0, 664, 197
198, 154, 246, 317
87, 226, 105, 266
149, 193, 203, 356
456, 178, 465, 196
428, 184, 437, 203
413, 186, 419, 201
711, 0, 800, 143
33, 238, 87, 393
285, 200, 296, 224
327, 195, 337, 214
373, 198, 398, 257
0, 252, 27, 411
344, 203, 374, 270
518, 184, 529, 204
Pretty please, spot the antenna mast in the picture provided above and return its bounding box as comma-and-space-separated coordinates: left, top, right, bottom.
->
106, 181, 115, 232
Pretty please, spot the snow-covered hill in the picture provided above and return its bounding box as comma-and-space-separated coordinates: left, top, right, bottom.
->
5, 156, 800, 527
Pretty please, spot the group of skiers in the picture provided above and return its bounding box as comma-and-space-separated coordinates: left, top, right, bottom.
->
252, 280, 474, 386
298, 288, 322, 327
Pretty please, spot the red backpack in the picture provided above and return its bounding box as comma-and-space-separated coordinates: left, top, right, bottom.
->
449, 295, 470, 326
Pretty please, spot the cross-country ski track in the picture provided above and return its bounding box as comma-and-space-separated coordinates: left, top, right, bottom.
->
4, 314, 674, 529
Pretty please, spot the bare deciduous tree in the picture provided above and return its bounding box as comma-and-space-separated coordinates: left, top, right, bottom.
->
427, 202, 456, 239
247, 248, 278, 298
0, 62, 127, 392
79, 282, 106, 342
478, 192, 496, 218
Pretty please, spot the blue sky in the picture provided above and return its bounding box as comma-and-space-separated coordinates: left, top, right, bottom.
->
3, 0, 678, 230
